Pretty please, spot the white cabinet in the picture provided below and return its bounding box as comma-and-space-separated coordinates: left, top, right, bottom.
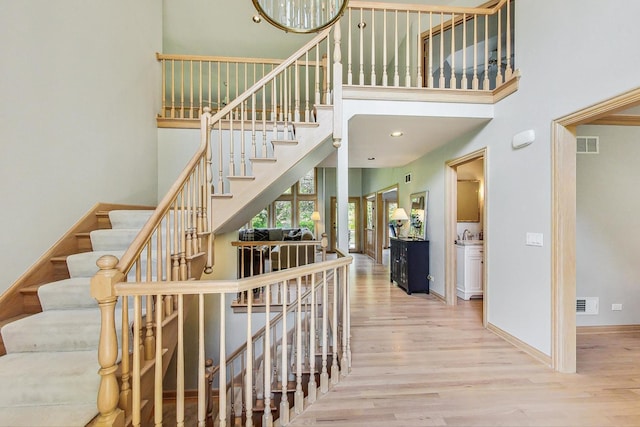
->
456, 243, 484, 300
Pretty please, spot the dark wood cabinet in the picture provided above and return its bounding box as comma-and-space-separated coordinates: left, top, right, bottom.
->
390, 238, 430, 295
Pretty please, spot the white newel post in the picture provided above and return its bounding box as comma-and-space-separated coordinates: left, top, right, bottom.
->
91, 255, 125, 427
332, 22, 343, 148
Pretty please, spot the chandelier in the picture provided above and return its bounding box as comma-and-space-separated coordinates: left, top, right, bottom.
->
252, 0, 348, 33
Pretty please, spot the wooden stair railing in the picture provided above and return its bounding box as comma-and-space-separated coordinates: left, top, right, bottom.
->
91, 26, 340, 426
101, 249, 352, 427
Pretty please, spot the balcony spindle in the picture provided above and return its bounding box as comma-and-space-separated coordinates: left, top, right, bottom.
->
304, 51, 310, 122
472, 14, 478, 89
307, 272, 317, 403
428, 12, 433, 88
394, 10, 399, 87
295, 60, 300, 122
218, 294, 226, 426
359, 8, 364, 85
180, 61, 185, 118
331, 267, 339, 385
461, 14, 468, 89
251, 94, 257, 158
450, 13, 457, 89
229, 113, 235, 176
245, 294, 254, 427
371, 11, 376, 85
347, 8, 352, 85
161, 58, 167, 117
383, 10, 388, 86
171, 60, 175, 118
505, 0, 512, 79
416, 12, 422, 87
190, 60, 194, 118
294, 276, 304, 414
439, 13, 445, 88
320, 269, 329, 393
315, 43, 320, 105
483, 14, 490, 90
263, 284, 273, 427
280, 280, 290, 425
496, 9, 503, 86
198, 294, 207, 427
154, 292, 164, 426
405, 11, 410, 87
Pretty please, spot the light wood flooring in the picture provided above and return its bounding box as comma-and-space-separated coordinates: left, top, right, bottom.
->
287, 253, 640, 427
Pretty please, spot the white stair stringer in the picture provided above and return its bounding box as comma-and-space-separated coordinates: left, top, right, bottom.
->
213, 105, 335, 234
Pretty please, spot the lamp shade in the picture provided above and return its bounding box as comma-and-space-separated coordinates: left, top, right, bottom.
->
311, 211, 321, 221
252, 0, 349, 33
391, 208, 409, 221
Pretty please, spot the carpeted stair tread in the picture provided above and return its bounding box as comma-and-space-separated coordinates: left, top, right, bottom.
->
0, 404, 97, 427
109, 210, 154, 229
1, 308, 132, 353
65, 250, 125, 278
37, 277, 95, 310
0, 351, 99, 408
90, 228, 141, 251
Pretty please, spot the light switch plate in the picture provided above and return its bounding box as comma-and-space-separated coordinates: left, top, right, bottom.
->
526, 232, 543, 247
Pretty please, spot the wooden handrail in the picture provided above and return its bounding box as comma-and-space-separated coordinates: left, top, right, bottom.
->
156, 52, 323, 66
348, 0, 507, 14
115, 253, 352, 296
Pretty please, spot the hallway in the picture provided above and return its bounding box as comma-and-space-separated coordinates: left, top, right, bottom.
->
288, 254, 640, 426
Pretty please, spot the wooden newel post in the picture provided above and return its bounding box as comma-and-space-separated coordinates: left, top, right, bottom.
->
91, 255, 125, 427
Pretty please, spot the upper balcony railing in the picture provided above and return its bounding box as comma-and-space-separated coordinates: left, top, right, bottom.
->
343, 0, 515, 90
157, 0, 517, 123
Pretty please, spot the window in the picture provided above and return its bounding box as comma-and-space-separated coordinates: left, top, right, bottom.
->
275, 200, 292, 228
251, 207, 268, 229
244, 168, 318, 231
298, 200, 316, 232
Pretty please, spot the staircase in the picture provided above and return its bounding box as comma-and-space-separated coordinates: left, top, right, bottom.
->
0, 209, 155, 426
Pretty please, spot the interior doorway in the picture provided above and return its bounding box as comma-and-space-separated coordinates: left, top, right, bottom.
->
330, 197, 361, 253
551, 87, 640, 373
445, 148, 488, 327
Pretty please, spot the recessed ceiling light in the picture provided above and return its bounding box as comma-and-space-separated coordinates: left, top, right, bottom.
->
252, 15, 262, 23
390, 131, 403, 137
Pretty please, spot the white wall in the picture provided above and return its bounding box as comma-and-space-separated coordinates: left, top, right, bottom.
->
0, 1, 162, 293
576, 125, 640, 326
361, 0, 640, 356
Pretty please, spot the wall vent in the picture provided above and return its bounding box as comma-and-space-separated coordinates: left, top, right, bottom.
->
576, 297, 599, 315
404, 173, 412, 184
576, 136, 599, 154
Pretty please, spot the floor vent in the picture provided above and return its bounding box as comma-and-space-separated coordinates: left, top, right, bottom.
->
577, 136, 599, 154
576, 297, 599, 315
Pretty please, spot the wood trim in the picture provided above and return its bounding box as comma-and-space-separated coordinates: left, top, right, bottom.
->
429, 289, 445, 303
589, 114, 640, 126
577, 324, 640, 335
0, 203, 155, 324
349, 0, 506, 15
342, 73, 519, 104
551, 123, 577, 374
556, 87, 640, 127
487, 322, 552, 367
445, 148, 487, 309
552, 87, 640, 374
156, 53, 326, 67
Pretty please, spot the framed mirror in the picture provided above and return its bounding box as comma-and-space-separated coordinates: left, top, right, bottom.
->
409, 192, 428, 239
457, 180, 480, 222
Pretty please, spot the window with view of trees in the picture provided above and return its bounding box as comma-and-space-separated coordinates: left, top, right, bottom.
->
246, 168, 318, 232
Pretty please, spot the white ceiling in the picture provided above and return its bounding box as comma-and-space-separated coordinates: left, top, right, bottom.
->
334, 114, 491, 168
